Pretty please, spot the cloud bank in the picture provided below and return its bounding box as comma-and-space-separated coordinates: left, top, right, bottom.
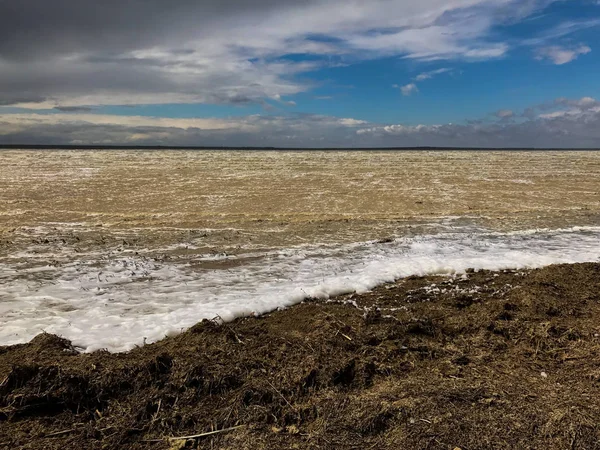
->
1, 97, 599, 148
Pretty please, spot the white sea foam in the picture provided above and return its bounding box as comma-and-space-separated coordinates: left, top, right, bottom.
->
0, 226, 599, 352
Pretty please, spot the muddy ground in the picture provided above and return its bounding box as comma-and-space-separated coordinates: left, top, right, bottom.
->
1, 262, 600, 449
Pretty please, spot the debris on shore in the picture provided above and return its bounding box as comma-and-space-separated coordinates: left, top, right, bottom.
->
1, 262, 600, 449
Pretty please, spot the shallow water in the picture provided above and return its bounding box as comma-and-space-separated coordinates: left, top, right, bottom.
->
1, 150, 599, 351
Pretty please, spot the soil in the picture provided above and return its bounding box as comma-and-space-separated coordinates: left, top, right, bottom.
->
1, 262, 600, 449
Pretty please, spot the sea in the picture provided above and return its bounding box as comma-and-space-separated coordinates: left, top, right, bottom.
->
0, 149, 599, 352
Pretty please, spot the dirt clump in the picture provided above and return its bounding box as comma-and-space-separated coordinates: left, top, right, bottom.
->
1, 262, 600, 449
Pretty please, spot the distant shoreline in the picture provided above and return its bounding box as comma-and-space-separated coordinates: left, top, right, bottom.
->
0, 144, 599, 151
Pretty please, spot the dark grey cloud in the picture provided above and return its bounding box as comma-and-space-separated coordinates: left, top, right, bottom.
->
0, 95, 47, 106
54, 106, 93, 112
0, 0, 285, 60
0, 0, 322, 107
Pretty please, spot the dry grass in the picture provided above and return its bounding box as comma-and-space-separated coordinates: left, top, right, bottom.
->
1, 262, 600, 449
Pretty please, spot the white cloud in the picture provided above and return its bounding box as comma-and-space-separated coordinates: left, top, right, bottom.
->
535, 44, 591, 64
395, 66, 454, 96
524, 19, 600, 46
400, 83, 419, 96
538, 110, 569, 119
495, 109, 514, 119
415, 68, 452, 81
555, 96, 598, 109
338, 118, 368, 126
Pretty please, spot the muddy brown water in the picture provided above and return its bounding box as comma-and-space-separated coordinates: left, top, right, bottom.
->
1, 150, 599, 246
1, 150, 599, 279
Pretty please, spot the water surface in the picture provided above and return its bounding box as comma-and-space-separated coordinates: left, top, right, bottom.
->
1, 150, 599, 351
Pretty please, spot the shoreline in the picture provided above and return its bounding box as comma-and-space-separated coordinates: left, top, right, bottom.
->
3, 223, 600, 353
2, 262, 600, 448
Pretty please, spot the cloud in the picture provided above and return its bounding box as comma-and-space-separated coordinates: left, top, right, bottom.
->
395, 67, 454, 96
2, 96, 600, 148
524, 19, 600, 46
0, 111, 373, 147
0, 112, 364, 131
520, 96, 600, 120
554, 96, 598, 109
535, 44, 591, 64
272, 94, 297, 107
522, 107, 537, 120
54, 106, 93, 112
355, 104, 600, 148
495, 109, 514, 119
415, 68, 452, 81
0, 0, 562, 108
337, 118, 368, 126
399, 83, 419, 96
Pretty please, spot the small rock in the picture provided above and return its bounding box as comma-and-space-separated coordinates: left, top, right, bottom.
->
541, 371, 548, 378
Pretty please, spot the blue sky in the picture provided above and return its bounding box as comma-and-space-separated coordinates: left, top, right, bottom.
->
0, 0, 599, 147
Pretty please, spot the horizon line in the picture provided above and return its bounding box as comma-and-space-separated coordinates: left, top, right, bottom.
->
1, 144, 599, 151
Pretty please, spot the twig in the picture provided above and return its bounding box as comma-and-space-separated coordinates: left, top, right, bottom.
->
266, 380, 297, 411
224, 405, 235, 424
226, 326, 244, 344
151, 398, 162, 422
45, 428, 78, 438
168, 425, 245, 441
212, 314, 244, 344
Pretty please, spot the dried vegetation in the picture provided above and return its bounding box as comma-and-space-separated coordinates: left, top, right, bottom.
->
1, 263, 600, 449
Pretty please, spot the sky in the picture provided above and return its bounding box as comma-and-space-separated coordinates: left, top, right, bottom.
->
0, 0, 599, 148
